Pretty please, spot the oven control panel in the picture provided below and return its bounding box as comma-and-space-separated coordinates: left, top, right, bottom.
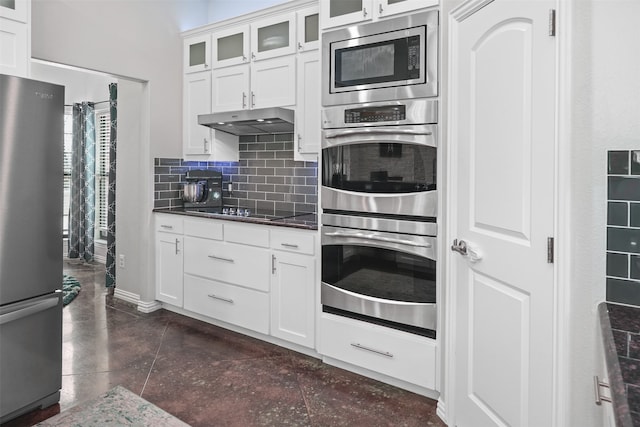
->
344, 105, 406, 124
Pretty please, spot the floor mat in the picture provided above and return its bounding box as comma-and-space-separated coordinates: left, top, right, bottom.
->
62, 274, 81, 306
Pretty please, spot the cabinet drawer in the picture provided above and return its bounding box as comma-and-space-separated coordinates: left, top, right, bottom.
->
319, 313, 437, 389
183, 236, 270, 292
155, 214, 184, 234
224, 222, 269, 247
270, 229, 315, 255
184, 218, 223, 240
184, 274, 269, 334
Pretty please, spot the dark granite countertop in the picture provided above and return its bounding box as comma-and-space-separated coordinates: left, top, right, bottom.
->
599, 302, 640, 426
153, 207, 317, 231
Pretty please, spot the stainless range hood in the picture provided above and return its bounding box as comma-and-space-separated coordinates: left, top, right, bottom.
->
198, 107, 294, 136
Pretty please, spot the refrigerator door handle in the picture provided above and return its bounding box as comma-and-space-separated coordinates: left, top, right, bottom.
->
0, 294, 60, 326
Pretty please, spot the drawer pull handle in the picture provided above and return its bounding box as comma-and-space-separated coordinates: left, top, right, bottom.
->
350, 343, 394, 358
208, 294, 234, 304
594, 375, 612, 405
281, 243, 299, 249
160, 225, 173, 229
208, 255, 235, 263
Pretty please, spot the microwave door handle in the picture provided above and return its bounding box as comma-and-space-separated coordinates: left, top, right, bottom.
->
324, 129, 433, 138
324, 231, 432, 248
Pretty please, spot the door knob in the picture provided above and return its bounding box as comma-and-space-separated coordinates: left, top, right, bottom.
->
451, 239, 468, 255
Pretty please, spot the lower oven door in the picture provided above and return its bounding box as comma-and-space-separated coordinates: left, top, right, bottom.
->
321, 225, 437, 335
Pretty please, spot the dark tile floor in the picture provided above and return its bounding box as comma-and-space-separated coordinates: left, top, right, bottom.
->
3, 259, 446, 427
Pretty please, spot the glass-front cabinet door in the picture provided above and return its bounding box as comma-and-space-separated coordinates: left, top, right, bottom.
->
212, 25, 250, 69
183, 34, 211, 73
296, 6, 319, 52
250, 13, 296, 61
0, 0, 28, 23
320, 0, 373, 30
376, 0, 438, 18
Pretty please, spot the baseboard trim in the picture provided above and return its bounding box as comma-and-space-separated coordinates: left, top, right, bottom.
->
113, 288, 139, 306
138, 300, 162, 313
436, 397, 447, 425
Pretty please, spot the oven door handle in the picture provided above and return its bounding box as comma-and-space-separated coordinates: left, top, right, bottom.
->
323, 128, 433, 138
324, 231, 432, 248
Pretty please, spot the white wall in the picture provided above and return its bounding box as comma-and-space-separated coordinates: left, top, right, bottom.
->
30, 61, 116, 106
207, 0, 290, 23
568, 0, 640, 425
30, 0, 208, 300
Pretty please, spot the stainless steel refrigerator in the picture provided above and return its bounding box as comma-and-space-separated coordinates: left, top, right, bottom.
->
0, 74, 64, 423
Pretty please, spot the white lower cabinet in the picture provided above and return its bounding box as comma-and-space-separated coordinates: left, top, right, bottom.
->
183, 274, 269, 335
183, 236, 270, 292
155, 215, 184, 307
270, 229, 316, 348
320, 312, 437, 390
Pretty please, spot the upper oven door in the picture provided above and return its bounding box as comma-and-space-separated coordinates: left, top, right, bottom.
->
322, 10, 438, 106
321, 123, 437, 217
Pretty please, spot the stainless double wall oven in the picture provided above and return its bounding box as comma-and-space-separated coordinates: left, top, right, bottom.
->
320, 99, 438, 338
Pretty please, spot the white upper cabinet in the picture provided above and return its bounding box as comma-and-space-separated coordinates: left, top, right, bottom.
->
320, 0, 373, 29
183, 34, 211, 73
183, 71, 212, 155
321, 0, 437, 29
250, 13, 296, 61
376, 0, 438, 18
0, 0, 29, 77
296, 6, 319, 52
250, 56, 296, 109
295, 50, 320, 160
211, 25, 250, 69
211, 64, 250, 112
0, 0, 28, 23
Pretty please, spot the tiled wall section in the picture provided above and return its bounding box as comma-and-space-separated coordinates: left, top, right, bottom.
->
607, 150, 640, 307
154, 134, 318, 215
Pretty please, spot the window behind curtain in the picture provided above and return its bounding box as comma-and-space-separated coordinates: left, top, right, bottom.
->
63, 107, 72, 237
62, 107, 111, 241
95, 109, 110, 241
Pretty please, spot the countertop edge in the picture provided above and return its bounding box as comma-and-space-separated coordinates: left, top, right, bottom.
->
599, 302, 635, 427
152, 208, 318, 231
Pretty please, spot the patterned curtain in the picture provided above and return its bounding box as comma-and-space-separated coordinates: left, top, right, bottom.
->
68, 102, 96, 262
105, 84, 118, 288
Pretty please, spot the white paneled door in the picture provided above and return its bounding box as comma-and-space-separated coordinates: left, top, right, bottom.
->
449, 1, 556, 426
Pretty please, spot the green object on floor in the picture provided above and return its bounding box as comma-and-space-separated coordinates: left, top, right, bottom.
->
62, 274, 81, 306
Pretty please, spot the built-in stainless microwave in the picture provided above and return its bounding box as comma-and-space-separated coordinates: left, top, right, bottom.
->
322, 10, 438, 106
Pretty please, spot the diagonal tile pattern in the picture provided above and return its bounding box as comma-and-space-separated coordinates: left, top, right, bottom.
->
3, 260, 446, 427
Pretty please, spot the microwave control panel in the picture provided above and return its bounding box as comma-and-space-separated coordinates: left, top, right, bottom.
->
344, 105, 406, 124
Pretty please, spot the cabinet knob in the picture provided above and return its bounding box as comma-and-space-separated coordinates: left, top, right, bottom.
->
379, 4, 383, 14
298, 42, 303, 50
251, 52, 256, 60
203, 138, 209, 153
242, 92, 247, 109
242, 55, 247, 62
251, 92, 256, 108
363, 7, 368, 17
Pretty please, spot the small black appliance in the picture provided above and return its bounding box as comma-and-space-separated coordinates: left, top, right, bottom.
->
182, 170, 223, 211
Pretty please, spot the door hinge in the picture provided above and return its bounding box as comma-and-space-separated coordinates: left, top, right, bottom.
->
547, 237, 555, 263
549, 9, 557, 37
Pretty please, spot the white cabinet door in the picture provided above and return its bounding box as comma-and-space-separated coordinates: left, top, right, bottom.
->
184, 34, 211, 73
251, 56, 296, 109
211, 64, 250, 112
0, 0, 28, 23
155, 232, 183, 307
250, 13, 296, 61
320, 0, 373, 30
375, 0, 437, 18
270, 251, 315, 348
0, 17, 28, 77
183, 71, 212, 156
212, 25, 250, 69
296, 5, 319, 52
295, 51, 320, 160
450, 1, 556, 426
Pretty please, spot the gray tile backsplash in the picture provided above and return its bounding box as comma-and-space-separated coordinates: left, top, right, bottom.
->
153, 134, 317, 216
607, 150, 640, 306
